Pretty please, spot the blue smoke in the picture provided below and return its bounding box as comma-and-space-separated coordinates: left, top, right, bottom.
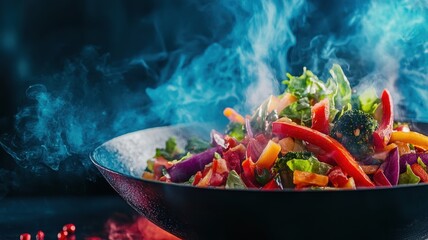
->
1, 0, 427, 183
146, 0, 305, 123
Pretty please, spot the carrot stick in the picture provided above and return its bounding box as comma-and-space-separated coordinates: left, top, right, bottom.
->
223, 107, 245, 124
293, 170, 329, 187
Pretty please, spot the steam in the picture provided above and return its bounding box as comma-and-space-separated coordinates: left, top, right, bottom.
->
146, 0, 305, 123
1, 0, 428, 185
356, 0, 428, 119
1, 47, 154, 173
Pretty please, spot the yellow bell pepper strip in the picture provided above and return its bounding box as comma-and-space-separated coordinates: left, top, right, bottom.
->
255, 140, 281, 170
272, 122, 375, 187
390, 131, 428, 150
223, 107, 245, 124
373, 89, 394, 151
293, 170, 329, 187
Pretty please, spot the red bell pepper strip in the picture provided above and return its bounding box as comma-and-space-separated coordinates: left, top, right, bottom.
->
311, 98, 330, 134
241, 158, 258, 187
411, 163, 428, 183
192, 171, 203, 186
373, 89, 394, 151
272, 122, 375, 187
262, 178, 281, 190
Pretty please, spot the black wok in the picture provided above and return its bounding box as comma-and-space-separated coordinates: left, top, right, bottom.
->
90, 123, 428, 240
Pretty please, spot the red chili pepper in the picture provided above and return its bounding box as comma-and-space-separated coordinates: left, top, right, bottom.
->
20, 233, 31, 240
373, 89, 394, 151
36, 230, 45, 240
411, 163, 428, 183
311, 98, 330, 134
272, 122, 374, 187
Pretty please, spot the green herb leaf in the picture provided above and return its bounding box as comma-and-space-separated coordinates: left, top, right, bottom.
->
226, 170, 247, 189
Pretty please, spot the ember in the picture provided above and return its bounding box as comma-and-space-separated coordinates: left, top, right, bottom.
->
105, 213, 180, 240
36, 231, 45, 240
20, 233, 31, 240
63, 224, 76, 234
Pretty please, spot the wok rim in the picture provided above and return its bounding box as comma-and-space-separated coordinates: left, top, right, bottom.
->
90, 124, 428, 194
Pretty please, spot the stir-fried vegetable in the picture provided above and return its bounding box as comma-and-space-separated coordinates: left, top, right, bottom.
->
142, 64, 428, 191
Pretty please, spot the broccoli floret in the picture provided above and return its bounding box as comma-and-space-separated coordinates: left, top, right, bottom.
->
331, 109, 378, 160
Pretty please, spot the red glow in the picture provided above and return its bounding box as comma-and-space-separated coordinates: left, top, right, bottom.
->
104, 213, 181, 240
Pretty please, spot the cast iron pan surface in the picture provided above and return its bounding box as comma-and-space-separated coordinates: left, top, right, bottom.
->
91, 123, 428, 240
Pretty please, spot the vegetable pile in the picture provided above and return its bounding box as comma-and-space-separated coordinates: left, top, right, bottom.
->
142, 64, 428, 190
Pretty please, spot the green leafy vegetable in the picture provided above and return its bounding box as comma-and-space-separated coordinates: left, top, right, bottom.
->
286, 159, 312, 172
155, 137, 181, 161
273, 151, 332, 187
225, 170, 247, 189
326, 64, 352, 114
286, 158, 332, 175
185, 137, 211, 153
281, 97, 312, 126
357, 88, 380, 114
281, 64, 352, 124
283, 68, 327, 100
226, 122, 245, 141
273, 151, 314, 172
399, 164, 421, 184
250, 97, 279, 134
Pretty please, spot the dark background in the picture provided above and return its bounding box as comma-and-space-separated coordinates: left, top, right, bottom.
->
0, 0, 407, 197
0, 0, 163, 196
